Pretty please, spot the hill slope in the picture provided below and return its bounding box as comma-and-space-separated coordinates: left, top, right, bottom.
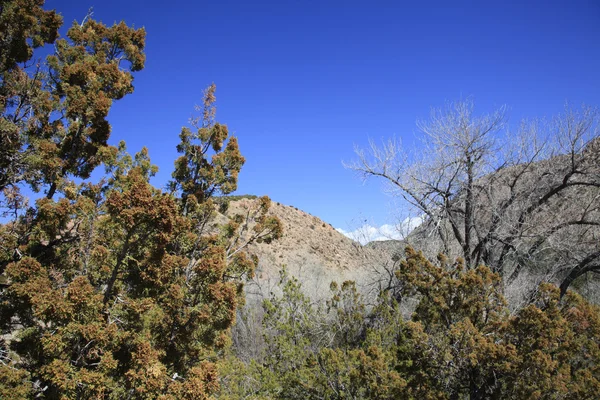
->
222, 198, 395, 299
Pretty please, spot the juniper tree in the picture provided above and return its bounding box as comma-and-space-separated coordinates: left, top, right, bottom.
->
0, 2, 282, 398
219, 249, 600, 399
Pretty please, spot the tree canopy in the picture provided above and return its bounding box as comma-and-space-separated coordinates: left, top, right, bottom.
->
0, 2, 282, 398
221, 248, 600, 399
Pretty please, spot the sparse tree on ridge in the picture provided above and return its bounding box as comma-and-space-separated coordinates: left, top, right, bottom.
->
346, 99, 600, 298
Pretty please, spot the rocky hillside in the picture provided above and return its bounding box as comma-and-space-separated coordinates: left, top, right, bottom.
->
221, 198, 396, 299
397, 141, 600, 304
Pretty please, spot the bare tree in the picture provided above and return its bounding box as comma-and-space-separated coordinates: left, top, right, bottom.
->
346, 99, 600, 298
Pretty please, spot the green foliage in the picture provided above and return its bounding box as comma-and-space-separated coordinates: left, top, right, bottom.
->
221, 248, 600, 399
0, 0, 61, 73
220, 269, 409, 399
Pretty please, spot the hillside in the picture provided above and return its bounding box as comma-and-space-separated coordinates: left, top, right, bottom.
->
221, 198, 396, 299
397, 142, 600, 304
365, 239, 406, 255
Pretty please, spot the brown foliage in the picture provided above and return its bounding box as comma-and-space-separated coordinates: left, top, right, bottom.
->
0, 3, 282, 397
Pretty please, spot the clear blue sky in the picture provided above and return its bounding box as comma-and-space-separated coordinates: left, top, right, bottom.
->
45, 0, 600, 231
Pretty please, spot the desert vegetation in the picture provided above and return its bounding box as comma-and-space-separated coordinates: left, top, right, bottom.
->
1, 1, 599, 399
223, 250, 600, 399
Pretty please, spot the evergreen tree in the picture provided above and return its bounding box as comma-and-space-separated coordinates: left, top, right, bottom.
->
0, 2, 282, 398
221, 249, 600, 399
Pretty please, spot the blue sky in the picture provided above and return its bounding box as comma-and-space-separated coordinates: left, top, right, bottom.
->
45, 0, 600, 233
